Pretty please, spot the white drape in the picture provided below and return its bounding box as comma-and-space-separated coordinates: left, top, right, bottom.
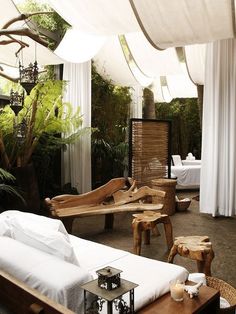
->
62, 62, 91, 193
200, 38, 236, 216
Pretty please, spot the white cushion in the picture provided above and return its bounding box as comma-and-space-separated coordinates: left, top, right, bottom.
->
172, 155, 183, 166
0, 211, 79, 266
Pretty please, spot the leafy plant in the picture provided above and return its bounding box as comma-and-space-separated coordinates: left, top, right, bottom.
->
0, 168, 24, 204
91, 65, 131, 187
0, 80, 87, 171
156, 98, 201, 159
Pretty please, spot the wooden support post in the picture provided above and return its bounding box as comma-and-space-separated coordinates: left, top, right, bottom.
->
104, 213, 114, 230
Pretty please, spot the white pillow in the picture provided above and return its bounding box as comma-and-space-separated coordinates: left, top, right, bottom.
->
0, 210, 69, 240
0, 211, 79, 266
0, 216, 11, 237
172, 155, 182, 166
8, 216, 79, 266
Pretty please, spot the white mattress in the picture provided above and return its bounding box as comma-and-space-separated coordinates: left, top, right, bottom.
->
69, 235, 188, 311
171, 165, 201, 187
0, 235, 188, 313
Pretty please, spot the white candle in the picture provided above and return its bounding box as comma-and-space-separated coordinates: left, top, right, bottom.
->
170, 282, 184, 301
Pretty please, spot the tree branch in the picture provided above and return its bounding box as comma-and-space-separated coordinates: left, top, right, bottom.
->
2, 12, 53, 30
0, 28, 49, 47
0, 71, 19, 83
0, 138, 11, 170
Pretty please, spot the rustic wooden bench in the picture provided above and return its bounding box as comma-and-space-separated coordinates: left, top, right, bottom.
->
45, 177, 166, 233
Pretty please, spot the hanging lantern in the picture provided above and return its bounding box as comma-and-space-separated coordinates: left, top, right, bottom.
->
14, 118, 27, 144
19, 61, 38, 94
9, 89, 24, 115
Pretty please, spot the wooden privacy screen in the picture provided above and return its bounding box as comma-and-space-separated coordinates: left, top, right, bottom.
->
129, 119, 171, 187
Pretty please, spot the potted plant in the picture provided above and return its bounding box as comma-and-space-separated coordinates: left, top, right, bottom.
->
0, 79, 88, 212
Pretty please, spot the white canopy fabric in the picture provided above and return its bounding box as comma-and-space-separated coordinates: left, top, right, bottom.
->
129, 0, 235, 49
54, 28, 107, 64
0, 0, 63, 67
93, 36, 142, 87
185, 44, 206, 85
200, 38, 236, 217
125, 32, 182, 77
48, 0, 140, 35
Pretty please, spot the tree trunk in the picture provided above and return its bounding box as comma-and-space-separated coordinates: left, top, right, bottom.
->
143, 88, 156, 119
197, 84, 204, 130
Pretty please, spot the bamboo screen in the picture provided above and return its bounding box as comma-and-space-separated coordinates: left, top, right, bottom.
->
129, 119, 171, 187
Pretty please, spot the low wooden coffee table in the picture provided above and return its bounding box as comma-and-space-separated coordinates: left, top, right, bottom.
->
137, 284, 220, 314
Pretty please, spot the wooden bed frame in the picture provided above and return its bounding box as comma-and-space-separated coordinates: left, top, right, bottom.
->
0, 270, 74, 314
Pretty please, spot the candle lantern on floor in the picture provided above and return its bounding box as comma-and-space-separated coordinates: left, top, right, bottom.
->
81, 266, 138, 314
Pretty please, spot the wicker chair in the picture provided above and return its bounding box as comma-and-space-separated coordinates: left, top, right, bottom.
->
206, 276, 236, 314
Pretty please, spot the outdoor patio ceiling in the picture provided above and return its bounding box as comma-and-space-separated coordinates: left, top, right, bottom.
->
49, 0, 234, 100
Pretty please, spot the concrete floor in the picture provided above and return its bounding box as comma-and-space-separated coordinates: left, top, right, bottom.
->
72, 190, 236, 288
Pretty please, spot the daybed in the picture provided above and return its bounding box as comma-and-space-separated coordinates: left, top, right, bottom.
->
0, 210, 188, 313
171, 155, 201, 189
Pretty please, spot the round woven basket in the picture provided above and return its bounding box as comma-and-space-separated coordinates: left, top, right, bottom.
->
176, 199, 191, 211
206, 276, 236, 314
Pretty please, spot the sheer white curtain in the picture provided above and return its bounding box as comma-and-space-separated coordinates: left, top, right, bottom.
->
62, 62, 91, 193
200, 38, 236, 216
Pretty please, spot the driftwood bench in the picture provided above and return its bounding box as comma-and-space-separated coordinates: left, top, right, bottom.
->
45, 177, 166, 233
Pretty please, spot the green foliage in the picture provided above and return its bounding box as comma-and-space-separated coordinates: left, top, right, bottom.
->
0, 168, 25, 205
0, 80, 86, 169
156, 98, 201, 159
91, 65, 131, 187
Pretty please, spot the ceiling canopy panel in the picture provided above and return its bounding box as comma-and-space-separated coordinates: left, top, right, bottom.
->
125, 32, 182, 77
48, 0, 140, 35
129, 0, 235, 49
55, 28, 107, 63
185, 44, 206, 85
93, 36, 140, 87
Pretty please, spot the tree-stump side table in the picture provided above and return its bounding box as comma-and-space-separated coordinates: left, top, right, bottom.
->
167, 236, 215, 276
132, 211, 173, 255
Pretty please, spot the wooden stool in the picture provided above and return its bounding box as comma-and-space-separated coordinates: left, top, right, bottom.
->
167, 236, 215, 276
132, 211, 173, 255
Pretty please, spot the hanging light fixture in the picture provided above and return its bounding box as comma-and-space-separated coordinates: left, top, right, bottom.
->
19, 60, 39, 94
19, 41, 39, 94
9, 89, 24, 115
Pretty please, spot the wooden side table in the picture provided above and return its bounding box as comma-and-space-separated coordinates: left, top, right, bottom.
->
132, 211, 173, 255
137, 284, 220, 314
167, 236, 215, 276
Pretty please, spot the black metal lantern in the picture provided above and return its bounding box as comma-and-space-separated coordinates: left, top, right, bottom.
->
9, 89, 24, 115
96, 266, 121, 291
81, 266, 138, 314
19, 61, 38, 94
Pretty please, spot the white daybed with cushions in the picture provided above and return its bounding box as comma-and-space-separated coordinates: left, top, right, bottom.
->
0, 211, 188, 313
171, 155, 201, 189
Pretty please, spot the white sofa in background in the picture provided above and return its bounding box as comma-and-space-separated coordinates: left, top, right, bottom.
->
171, 155, 201, 189
0, 211, 188, 313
